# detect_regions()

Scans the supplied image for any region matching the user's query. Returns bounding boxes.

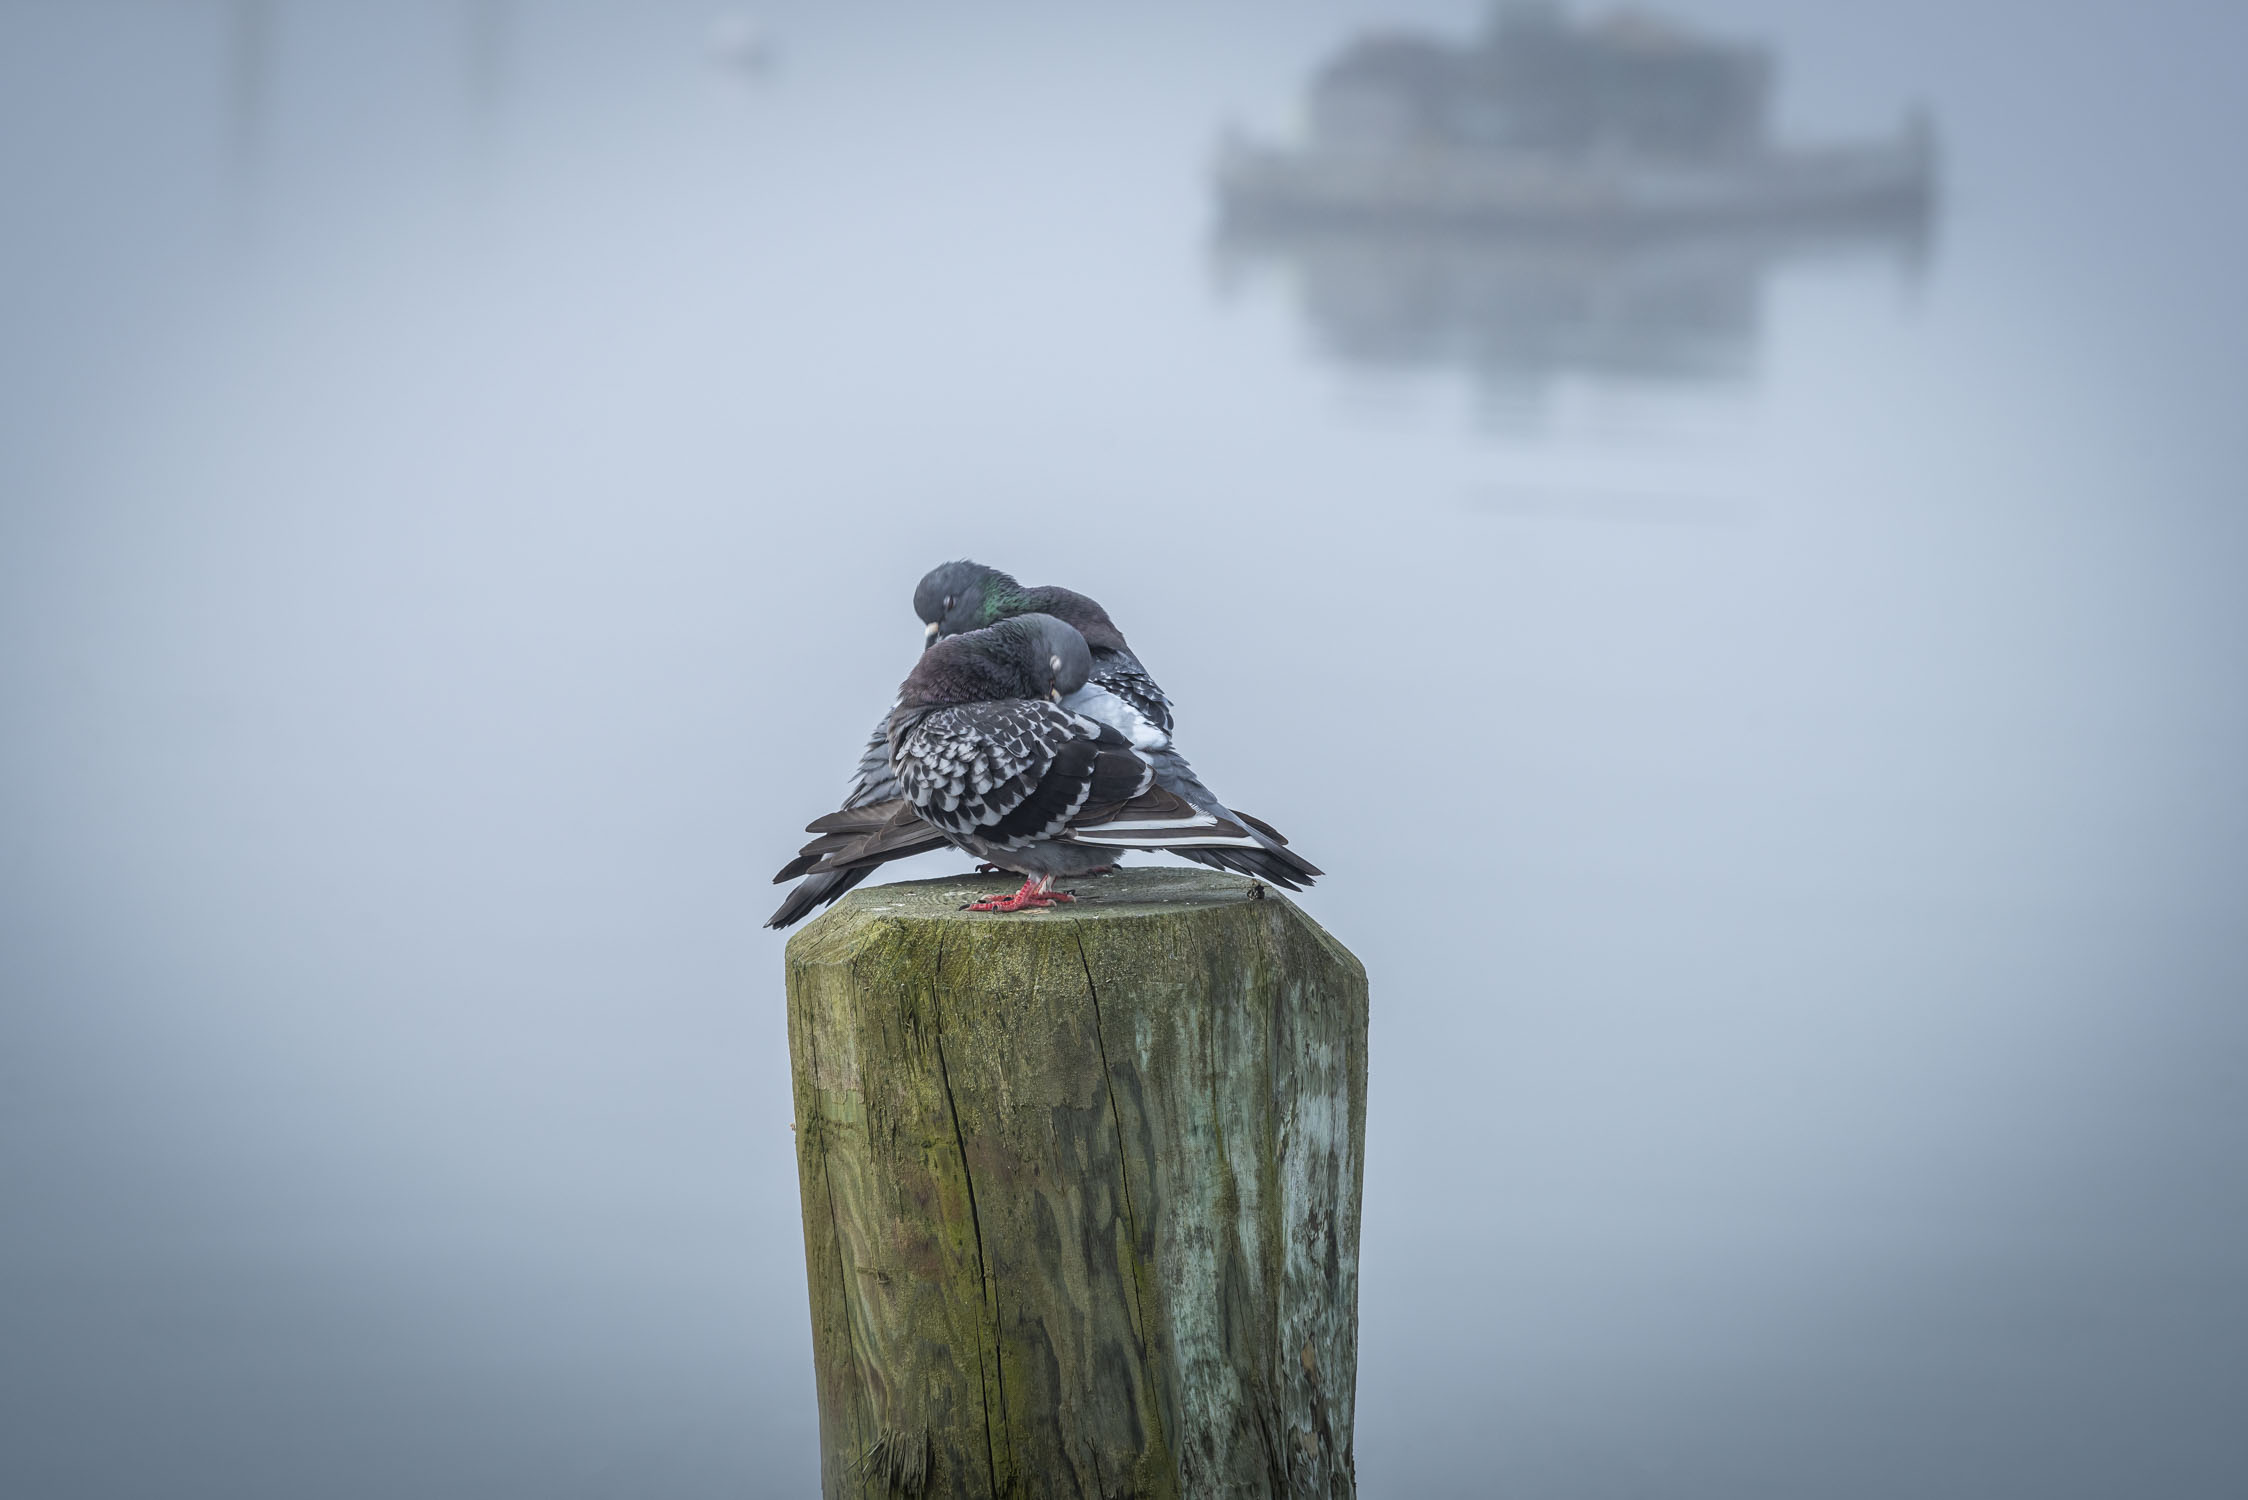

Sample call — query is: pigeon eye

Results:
[943,595,954,611]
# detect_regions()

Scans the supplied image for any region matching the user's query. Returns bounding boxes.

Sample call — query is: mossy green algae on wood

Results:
[785,868,1368,1499]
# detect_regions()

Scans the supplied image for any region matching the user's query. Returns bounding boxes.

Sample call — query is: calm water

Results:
[4,3,2244,1496]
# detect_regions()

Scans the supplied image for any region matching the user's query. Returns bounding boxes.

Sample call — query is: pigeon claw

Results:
[964,875,1074,914]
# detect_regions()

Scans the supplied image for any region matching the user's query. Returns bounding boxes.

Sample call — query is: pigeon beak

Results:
[1049,688,1061,702]
[923,621,940,650]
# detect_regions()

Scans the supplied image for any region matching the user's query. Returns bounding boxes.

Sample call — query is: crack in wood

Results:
[930,924,1008,1499]
[803,978,870,1498]
[1074,933,1152,1353]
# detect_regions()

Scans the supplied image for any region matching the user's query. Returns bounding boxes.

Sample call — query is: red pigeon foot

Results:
[964,876,1076,913]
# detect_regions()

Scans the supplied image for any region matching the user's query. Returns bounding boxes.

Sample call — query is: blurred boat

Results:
[1217,3,1935,235]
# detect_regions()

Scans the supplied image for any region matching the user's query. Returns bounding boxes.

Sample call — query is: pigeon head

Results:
[898,613,1092,709]
[1001,614,1094,699]
[914,560,1021,649]
[914,559,1129,655]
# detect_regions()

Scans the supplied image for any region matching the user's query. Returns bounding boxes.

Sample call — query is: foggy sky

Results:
[3,3,2244,1496]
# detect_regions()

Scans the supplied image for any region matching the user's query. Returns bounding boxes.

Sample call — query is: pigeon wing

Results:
[983,722,1152,846]
[894,701,1102,841]
[1093,653,1174,738]
[840,701,904,807]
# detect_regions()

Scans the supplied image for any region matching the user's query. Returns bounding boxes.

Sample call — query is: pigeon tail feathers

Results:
[765,864,878,929]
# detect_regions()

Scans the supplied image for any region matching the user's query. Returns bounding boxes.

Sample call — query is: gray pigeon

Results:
[802,615,1288,913]
[914,560,1174,737]
[914,561,1316,885]
[765,563,1317,927]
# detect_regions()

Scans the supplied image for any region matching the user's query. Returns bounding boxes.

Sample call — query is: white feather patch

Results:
[1066,832,1265,848]
[1070,812,1222,834]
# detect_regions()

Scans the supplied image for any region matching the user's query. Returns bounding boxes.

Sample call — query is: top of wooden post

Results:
[794,865,1268,926]
[784,867,1359,980]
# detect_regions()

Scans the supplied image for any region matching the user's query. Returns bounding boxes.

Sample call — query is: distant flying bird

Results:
[765,562,1317,927]
[801,614,1293,914]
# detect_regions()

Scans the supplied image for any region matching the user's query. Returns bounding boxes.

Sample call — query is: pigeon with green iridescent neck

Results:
[914,560,1174,737]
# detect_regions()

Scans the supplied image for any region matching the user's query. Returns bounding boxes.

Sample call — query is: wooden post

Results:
[785,868,1368,1499]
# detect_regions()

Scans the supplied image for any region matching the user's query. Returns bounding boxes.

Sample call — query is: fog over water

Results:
[3,3,2244,1496]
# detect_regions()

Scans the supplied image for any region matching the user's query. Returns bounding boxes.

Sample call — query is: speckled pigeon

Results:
[808,615,1293,913]
[912,561,1315,879]
[765,563,1318,927]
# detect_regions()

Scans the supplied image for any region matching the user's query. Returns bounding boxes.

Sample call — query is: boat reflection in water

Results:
[1214,214,1931,395]
[1214,3,1936,395]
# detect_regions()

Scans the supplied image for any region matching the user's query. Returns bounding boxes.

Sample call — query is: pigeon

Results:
[807,614,1292,913]
[914,560,1174,740]
[912,561,1319,890]
[764,562,1318,928]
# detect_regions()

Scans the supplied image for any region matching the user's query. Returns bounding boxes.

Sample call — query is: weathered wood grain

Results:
[785,868,1368,1499]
